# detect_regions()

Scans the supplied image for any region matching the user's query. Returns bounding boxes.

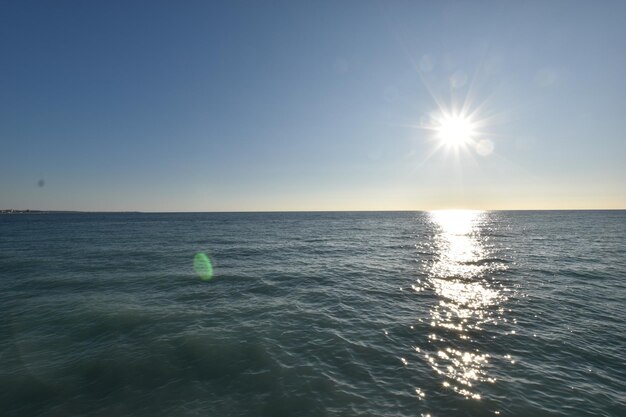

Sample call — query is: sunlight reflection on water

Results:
[415,210,509,400]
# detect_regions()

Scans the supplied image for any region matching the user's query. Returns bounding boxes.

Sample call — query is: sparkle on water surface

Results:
[413,210,509,402]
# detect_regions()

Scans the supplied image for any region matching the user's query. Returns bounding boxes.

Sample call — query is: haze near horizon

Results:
[1,1,625,211]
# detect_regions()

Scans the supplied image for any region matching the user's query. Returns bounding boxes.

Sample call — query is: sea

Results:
[1,210,625,417]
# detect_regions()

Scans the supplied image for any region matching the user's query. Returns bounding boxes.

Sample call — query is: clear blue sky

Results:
[1,1,624,211]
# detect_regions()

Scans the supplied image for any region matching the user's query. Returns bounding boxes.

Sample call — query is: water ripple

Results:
[1,211,624,416]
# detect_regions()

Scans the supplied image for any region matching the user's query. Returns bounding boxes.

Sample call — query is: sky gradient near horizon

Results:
[1,1,625,211]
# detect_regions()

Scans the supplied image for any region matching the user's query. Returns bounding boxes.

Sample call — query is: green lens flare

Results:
[193,252,214,281]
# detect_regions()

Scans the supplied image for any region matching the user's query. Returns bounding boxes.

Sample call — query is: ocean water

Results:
[1,210,625,417]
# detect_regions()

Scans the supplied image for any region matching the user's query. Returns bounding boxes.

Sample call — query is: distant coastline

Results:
[0,209,141,215]
[1,209,49,214]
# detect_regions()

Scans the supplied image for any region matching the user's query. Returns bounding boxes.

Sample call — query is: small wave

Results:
[462,258,510,266]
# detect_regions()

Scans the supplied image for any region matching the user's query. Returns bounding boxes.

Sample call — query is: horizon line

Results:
[2,208,625,214]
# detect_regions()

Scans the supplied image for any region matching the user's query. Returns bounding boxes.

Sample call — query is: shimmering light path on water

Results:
[413,211,508,401]
[1,211,625,416]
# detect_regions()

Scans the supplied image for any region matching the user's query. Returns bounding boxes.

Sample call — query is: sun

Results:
[435,114,475,148]
[417,97,495,158]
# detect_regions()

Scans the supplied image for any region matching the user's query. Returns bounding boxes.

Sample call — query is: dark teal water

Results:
[1,211,625,417]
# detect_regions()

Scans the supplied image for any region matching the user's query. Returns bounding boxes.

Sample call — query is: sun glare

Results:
[414,74,497,158]
[436,114,475,148]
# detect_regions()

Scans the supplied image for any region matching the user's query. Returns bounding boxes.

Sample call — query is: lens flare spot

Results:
[193,252,214,281]
[476,139,494,156]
